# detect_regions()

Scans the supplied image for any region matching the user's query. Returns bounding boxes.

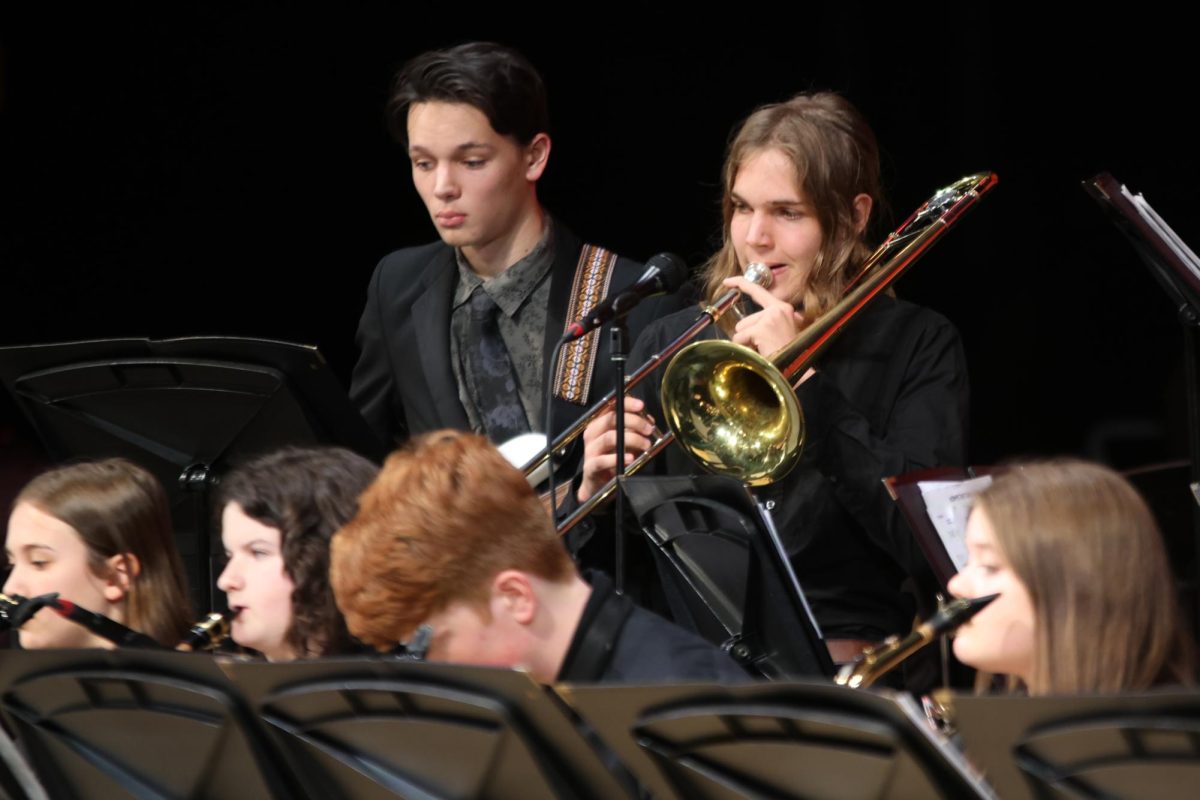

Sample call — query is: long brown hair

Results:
[701,92,882,332]
[15,459,193,646]
[978,459,1194,694]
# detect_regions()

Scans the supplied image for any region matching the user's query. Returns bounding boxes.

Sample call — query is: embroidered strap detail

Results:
[554,244,618,405]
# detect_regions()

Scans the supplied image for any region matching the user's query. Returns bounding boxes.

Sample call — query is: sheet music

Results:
[1122,183,1200,281]
[917,476,994,571]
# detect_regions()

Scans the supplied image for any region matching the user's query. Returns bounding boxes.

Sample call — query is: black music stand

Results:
[0,649,303,799]
[560,681,994,800]
[950,689,1200,800]
[1086,172,1200,634]
[621,474,834,680]
[0,337,386,611]
[228,658,633,800]
[883,466,997,592]
[883,466,998,692]
[0,730,44,800]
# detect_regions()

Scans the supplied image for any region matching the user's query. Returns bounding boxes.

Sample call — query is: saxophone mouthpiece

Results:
[176,612,232,652]
[0,592,61,629]
[928,593,999,638]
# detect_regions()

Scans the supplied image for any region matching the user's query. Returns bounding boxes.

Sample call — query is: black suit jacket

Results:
[350,223,688,461]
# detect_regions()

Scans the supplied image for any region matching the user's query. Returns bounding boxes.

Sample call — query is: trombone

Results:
[516,262,774,486]
[556,171,998,534]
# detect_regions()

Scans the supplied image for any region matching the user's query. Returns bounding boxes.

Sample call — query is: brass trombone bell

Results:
[660,338,803,485]
[657,171,998,492]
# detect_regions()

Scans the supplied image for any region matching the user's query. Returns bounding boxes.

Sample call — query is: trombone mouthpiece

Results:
[743,262,773,289]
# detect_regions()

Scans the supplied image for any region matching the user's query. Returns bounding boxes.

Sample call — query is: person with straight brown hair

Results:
[4,458,193,649]
[578,92,969,659]
[949,459,1195,694]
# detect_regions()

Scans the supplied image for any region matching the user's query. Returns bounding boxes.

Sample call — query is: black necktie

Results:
[466,287,530,441]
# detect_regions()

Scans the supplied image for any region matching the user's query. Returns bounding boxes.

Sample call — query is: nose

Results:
[216,558,240,594]
[947,570,967,600]
[743,211,772,251]
[433,164,460,201]
[3,564,23,597]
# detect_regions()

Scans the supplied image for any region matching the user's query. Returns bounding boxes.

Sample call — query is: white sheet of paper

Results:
[1124,184,1200,280]
[917,475,994,572]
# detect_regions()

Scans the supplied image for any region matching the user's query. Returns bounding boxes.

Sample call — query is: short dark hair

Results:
[386,41,549,146]
[218,447,378,657]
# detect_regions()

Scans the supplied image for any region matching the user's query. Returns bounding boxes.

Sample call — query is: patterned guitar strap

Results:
[552,244,619,406]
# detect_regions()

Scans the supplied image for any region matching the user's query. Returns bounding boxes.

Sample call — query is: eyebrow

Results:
[7,544,55,558]
[408,142,496,156]
[236,539,277,550]
[730,192,806,208]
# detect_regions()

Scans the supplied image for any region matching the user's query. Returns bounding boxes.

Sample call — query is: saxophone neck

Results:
[176,612,232,652]
[835,594,998,689]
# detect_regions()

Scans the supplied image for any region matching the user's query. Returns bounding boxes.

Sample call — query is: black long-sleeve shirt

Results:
[597,294,969,640]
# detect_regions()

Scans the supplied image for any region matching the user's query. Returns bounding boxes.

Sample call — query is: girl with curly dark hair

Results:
[216,447,377,660]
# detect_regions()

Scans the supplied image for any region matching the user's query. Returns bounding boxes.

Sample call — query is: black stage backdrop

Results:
[1,7,1196,487]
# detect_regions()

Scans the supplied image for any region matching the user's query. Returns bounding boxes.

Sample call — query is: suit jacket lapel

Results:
[413,247,471,431]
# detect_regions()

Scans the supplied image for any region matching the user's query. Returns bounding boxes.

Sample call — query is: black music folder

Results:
[561,681,994,799]
[0,649,300,799]
[228,657,632,800]
[949,689,1200,800]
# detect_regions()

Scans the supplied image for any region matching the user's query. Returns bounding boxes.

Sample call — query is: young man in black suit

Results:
[351,42,684,469]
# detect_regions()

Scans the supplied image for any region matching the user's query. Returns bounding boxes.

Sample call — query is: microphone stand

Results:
[610,320,630,595]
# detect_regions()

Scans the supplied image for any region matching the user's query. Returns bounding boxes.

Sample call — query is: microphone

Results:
[562,253,688,342]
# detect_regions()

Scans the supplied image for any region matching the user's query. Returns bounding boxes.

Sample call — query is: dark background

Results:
[1,7,1196,481]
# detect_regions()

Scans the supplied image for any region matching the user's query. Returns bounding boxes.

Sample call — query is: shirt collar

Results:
[452,217,556,318]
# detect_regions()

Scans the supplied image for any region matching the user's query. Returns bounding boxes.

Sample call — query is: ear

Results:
[852,193,873,235]
[524,133,551,182]
[491,569,538,626]
[102,552,141,603]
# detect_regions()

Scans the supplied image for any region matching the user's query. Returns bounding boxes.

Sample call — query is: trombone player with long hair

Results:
[577,92,970,664]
